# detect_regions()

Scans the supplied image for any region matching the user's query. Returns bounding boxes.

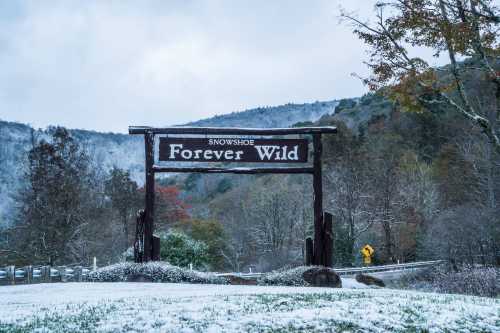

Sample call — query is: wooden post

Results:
[144,131,155,262]
[305,237,314,266]
[323,212,333,267]
[134,210,145,263]
[312,133,323,266]
[152,235,161,261]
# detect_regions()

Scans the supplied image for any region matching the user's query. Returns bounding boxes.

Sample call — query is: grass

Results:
[0,284,499,332]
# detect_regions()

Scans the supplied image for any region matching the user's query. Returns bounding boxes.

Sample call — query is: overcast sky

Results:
[0,0,382,133]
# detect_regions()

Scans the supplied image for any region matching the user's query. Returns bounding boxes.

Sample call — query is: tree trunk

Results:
[382,221,393,263]
[123,214,129,252]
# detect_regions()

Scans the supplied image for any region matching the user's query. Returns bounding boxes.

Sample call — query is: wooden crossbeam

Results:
[152,166,314,174]
[129,126,336,136]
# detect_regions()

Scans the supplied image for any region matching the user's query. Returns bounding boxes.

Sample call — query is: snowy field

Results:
[0,282,499,332]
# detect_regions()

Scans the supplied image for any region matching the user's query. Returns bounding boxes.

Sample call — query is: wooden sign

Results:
[130,126,337,264]
[159,137,308,163]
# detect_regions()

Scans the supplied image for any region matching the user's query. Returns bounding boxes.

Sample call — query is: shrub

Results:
[257,266,314,286]
[86,261,226,284]
[403,264,499,297]
[160,230,209,269]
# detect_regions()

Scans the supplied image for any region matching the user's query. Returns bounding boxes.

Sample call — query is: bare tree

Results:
[324,124,374,264]
[243,179,308,270]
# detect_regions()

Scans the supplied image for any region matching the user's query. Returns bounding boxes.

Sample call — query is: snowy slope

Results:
[0,100,340,225]
[186,100,338,128]
[0,282,498,332]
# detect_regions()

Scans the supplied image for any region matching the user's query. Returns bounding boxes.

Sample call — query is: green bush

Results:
[160,230,209,269]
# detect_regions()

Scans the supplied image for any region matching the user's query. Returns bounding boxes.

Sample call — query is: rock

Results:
[355,273,385,287]
[225,275,258,285]
[126,273,153,282]
[302,267,341,288]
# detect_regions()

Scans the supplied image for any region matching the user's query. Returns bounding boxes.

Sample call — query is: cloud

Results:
[0,0,375,133]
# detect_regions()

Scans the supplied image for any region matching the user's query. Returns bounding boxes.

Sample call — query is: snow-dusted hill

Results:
[0,99,340,225]
[187,100,339,128]
[0,282,498,332]
[0,121,145,226]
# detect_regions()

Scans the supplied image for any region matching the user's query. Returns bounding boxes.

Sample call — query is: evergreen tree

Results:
[12,127,93,265]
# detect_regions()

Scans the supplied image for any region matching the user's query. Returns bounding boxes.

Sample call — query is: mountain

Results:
[186,100,339,128]
[0,99,341,225]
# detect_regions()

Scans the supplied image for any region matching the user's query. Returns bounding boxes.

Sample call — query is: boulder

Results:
[355,273,385,287]
[225,275,258,285]
[302,267,341,288]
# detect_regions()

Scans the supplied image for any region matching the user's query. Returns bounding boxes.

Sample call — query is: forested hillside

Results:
[0,64,500,271]
[181,88,499,271]
[0,99,338,228]
[0,121,144,227]
[0,72,500,270]
[187,100,339,128]
[1,61,498,271]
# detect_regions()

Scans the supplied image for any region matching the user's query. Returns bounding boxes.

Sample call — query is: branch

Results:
[447,0,500,23]
[340,12,385,36]
[342,9,417,71]
[439,1,477,113]
[436,88,500,151]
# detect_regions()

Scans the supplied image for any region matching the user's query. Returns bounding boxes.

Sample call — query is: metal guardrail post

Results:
[9,266,15,285]
[27,266,32,284]
[59,266,67,282]
[43,266,50,283]
[74,266,82,282]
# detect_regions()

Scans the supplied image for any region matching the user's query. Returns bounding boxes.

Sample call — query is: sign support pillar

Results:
[312,133,324,266]
[144,131,155,262]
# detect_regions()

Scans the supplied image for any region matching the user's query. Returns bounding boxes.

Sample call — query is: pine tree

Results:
[11,127,92,265]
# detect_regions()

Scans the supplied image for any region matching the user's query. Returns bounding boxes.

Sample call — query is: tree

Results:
[209,178,256,272]
[105,167,140,252]
[188,219,227,270]
[153,185,189,230]
[10,127,94,265]
[342,0,500,152]
[243,178,311,270]
[433,143,480,207]
[324,122,373,265]
[422,204,499,265]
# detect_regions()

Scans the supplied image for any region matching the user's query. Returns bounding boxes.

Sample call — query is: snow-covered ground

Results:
[0,282,499,332]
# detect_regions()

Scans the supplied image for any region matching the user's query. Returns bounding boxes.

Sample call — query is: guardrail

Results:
[334,260,444,276]
[216,260,445,279]
[0,265,93,285]
[1,260,445,286]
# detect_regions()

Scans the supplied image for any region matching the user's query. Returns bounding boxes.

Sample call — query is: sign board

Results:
[361,244,374,256]
[361,244,374,265]
[159,137,308,163]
